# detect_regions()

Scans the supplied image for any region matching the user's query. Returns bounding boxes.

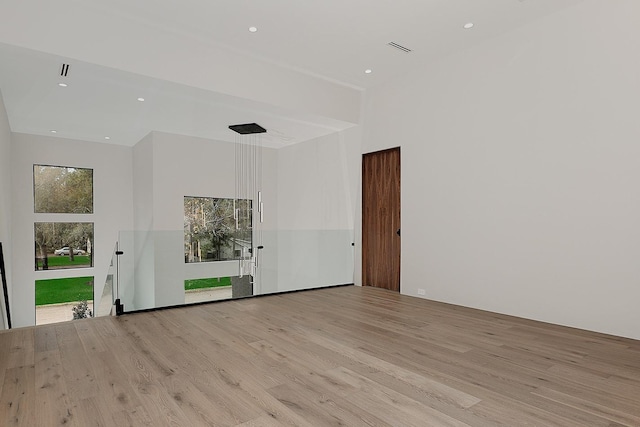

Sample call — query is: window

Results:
[184,276,233,304]
[33,163,95,325]
[184,277,232,291]
[184,196,252,262]
[34,222,94,270]
[34,164,93,213]
[35,276,94,324]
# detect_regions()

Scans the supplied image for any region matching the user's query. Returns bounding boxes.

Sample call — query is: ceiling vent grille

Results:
[388,42,412,53]
[60,63,70,77]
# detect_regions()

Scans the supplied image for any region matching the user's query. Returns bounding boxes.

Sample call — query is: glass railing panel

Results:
[116,230,149,312]
[95,242,118,317]
[114,228,355,313]
[258,229,354,295]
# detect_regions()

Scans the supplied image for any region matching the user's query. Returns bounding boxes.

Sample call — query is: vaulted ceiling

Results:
[0,0,584,146]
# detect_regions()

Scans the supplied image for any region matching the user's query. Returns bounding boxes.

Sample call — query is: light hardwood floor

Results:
[1,285,639,426]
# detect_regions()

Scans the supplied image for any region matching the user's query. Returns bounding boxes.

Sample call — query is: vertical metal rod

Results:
[0,242,12,329]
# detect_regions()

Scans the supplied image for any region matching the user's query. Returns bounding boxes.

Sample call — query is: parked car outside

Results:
[54,247,86,256]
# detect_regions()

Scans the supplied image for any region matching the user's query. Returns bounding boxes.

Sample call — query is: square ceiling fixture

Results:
[228,123,266,135]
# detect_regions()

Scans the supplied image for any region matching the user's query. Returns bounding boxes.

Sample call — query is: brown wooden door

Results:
[362,147,400,292]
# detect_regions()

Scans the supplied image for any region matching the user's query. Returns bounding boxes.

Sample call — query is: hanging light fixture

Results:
[229,123,266,288]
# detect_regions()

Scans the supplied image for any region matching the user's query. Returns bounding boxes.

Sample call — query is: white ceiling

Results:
[86,0,583,89]
[0,0,585,146]
[0,42,352,147]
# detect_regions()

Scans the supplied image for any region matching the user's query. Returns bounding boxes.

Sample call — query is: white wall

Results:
[276,129,360,292]
[127,129,361,304]
[363,0,640,340]
[129,131,279,307]
[277,129,360,231]
[129,133,155,310]
[0,91,11,328]
[10,133,133,327]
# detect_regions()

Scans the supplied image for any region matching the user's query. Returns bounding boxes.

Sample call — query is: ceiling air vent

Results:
[388,42,412,53]
[60,63,70,77]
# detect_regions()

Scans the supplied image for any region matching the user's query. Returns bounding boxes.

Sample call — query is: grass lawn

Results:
[184,277,232,291]
[36,276,94,305]
[37,255,92,269]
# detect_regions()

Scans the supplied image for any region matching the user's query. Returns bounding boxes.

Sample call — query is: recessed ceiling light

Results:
[249,26,258,33]
[464,22,474,29]
[58,83,68,87]
[365,69,372,74]
[50,130,57,133]
[104,136,111,140]
[137,97,145,102]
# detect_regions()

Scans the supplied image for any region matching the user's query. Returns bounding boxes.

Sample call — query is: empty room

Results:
[0,0,639,425]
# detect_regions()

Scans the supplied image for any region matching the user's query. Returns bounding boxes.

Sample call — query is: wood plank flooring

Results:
[1,285,639,426]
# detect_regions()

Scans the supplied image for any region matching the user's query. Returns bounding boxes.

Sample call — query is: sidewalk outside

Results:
[35,286,232,325]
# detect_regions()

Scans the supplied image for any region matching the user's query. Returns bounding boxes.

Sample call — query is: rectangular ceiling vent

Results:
[388,42,412,53]
[60,63,70,77]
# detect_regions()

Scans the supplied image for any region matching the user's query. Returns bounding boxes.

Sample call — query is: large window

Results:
[184,196,252,262]
[35,276,94,324]
[34,222,94,270]
[34,164,93,213]
[33,163,95,325]
[35,276,94,306]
